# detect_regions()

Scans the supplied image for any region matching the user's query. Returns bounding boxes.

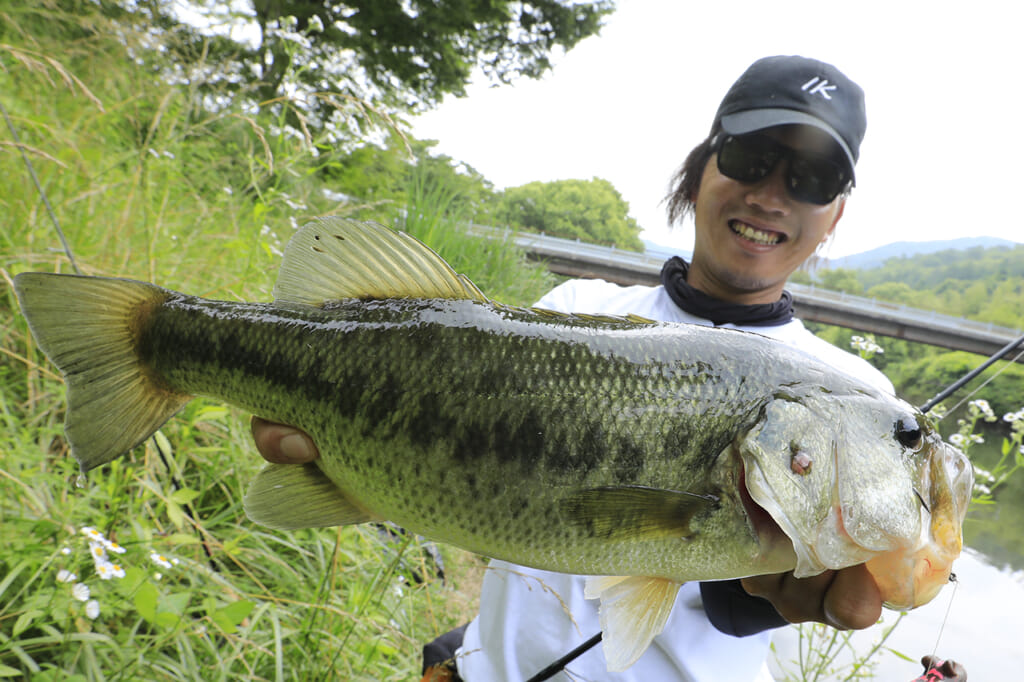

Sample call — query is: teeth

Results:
[731,221,782,245]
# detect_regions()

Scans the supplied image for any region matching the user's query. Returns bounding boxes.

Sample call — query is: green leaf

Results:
[0,664,24,678]
[170,488,200,505]
[211,600,255,634]
[134,582,158,623]
[12,609,43,637]
[221,600,255,624]
[166,499,185,529]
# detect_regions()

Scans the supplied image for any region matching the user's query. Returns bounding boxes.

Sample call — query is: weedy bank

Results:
[0,12,553,680]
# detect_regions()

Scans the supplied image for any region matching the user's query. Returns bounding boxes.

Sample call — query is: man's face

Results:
[689,125,847,304]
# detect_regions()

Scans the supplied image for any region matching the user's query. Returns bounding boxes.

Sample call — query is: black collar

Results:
[660,256,794,327]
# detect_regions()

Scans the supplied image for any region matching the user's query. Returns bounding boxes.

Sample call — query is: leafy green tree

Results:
[129,0,612,127]
[817,267,863,295]
[323,135,498,221]
[495,177,644,251]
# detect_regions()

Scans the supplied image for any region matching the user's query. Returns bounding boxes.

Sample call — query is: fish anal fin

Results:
[243,463,379,530]
[564,485,716,541]
[584,575,682,671]
[273,218,488,306]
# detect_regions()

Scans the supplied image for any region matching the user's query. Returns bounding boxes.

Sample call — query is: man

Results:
[252,56,899,680]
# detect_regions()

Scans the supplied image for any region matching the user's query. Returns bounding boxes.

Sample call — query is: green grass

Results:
[0,6,551,679]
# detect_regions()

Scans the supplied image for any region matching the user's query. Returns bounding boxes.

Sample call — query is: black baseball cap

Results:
[713,56,866,181]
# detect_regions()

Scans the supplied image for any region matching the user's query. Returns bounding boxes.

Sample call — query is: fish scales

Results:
[134,290,785,577]
[13,218,974,671]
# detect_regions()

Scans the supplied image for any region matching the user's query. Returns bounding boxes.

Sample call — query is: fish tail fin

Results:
[14,272,190,472]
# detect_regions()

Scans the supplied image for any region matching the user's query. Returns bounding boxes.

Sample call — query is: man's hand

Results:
[250,417,320,464]
[740,563,882,630]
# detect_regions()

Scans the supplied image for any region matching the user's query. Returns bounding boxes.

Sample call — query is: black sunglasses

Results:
[713,133,851,205]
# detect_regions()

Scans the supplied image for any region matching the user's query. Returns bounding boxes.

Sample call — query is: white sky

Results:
[412,1,1024,258]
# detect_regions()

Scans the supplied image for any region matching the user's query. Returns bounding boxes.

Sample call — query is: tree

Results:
[137,0,612,127]
[817,267,863,295]
[495,177,644,251]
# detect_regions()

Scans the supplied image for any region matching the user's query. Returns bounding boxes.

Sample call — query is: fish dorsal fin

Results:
[528,307,655,325]
[274,218,488,305]
[584,576,682,671]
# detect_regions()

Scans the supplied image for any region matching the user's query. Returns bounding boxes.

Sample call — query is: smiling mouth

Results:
[730,220,785,246]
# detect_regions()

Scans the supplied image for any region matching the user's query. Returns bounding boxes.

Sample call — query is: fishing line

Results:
[5,96,218,572]
[931,572,959,657]
[1,98,81,274]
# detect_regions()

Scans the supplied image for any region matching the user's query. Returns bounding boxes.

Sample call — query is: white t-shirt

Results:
[456,279,895,682]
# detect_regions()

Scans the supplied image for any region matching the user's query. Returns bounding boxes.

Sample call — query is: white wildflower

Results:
[72,583,90,602]
[104,540,126,555]
[95,561,125,580]
[150,552,175,570]
[81,526,104,542]
[973,464,996,482]
[307,14,324,33]
[85,600,100,620]
[89,541,107,563]
[57,569,77,583]
[968,399,996,421]
[223,186,234,195]
[60,547,72,556]
[949,433,966,447]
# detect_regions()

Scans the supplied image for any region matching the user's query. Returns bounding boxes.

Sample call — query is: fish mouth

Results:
[864,441,974,609]
[729,220,787,246]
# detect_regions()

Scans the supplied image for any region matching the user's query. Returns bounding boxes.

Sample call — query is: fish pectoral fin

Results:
[243,463,377,530]
[273,218,488,305]
[584,575,682,671]
[564,485,716,541]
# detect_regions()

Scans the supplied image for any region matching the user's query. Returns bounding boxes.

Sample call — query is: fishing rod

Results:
[919,330,1024,414]
[523,334,1023,680]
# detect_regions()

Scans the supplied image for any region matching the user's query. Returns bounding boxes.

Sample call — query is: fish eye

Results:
[895,415,923,451]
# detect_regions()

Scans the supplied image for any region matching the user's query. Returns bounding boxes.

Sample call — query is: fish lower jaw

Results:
[863,540,959,610]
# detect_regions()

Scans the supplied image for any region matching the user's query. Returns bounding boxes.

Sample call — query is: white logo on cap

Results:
[801,77,836,100]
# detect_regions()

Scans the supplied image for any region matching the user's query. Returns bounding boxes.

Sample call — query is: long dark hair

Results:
[664,125,719,226]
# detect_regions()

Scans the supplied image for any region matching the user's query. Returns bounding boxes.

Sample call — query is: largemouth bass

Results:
[14,219,973,671]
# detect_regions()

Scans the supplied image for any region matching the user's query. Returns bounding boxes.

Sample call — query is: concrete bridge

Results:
[472,226,1024,360]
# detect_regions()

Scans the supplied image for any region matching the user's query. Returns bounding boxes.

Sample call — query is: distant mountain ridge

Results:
[825,236,1020,270]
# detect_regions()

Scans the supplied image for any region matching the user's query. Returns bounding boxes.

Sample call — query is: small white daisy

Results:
[57,569,77,583]
[85,600,100,620]
[72,583,90,602]
[81,526,104,542]
[150,552,174,570]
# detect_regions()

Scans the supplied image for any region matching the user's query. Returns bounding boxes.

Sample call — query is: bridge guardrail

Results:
[467,223,1024,354]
